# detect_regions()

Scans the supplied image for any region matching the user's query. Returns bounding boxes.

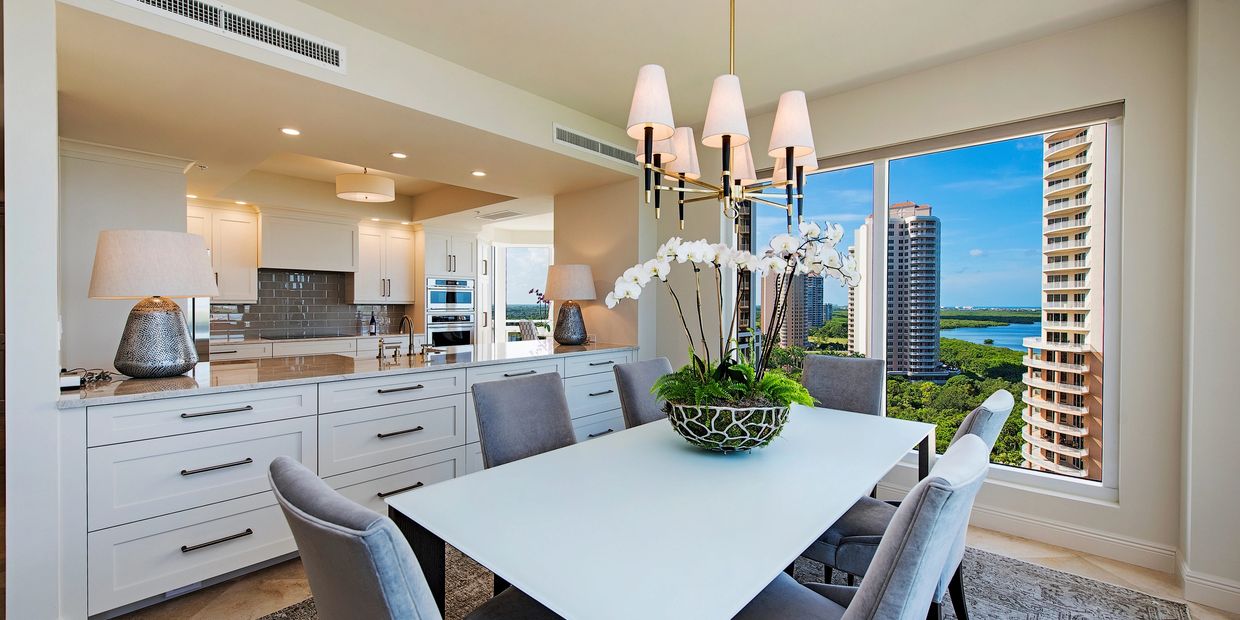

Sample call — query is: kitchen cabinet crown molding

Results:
[59,139,195,174]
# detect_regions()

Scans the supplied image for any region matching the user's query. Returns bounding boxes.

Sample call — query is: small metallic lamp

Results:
[88,230,219,378]
[543,264,597,346]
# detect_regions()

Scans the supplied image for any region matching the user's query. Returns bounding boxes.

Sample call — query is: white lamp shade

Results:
[336,171,396,202]
[768,90,815,158]
[665,127,701,179]
[732,142,758,185]
[544,264,597,301]
[772,151,820,182]
[701,74,750,148]
[635,135,678,165]
[89,229,219,299]
[626,64,676,141]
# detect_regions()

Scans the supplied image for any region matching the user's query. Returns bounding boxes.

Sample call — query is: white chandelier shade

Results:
[768,90,816,158]
[635,135,678,165]
[731,142,758,185]
[336,169,395,203]
[626,64,676,141]
[701,74,751,148]
[771,151,820,182]
[665,127,701,179]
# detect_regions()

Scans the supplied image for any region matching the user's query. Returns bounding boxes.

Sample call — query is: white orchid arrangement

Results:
[606,220,860,403]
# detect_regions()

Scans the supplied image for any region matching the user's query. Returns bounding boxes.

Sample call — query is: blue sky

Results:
[755,135,1043,307]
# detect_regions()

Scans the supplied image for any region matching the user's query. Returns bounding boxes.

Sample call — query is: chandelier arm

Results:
[747,196,792,209]
[656,185,718,195]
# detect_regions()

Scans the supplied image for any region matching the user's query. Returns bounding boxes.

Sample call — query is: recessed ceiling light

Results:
[280,127,301,136]
[471,170,487,177]
[235,201,248,205]
[370,217,381,222]
[400,221,411,225]
[186,194,198,199]
[389,152,408,159]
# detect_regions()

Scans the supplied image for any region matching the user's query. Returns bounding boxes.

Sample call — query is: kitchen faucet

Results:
[398,315,415,356]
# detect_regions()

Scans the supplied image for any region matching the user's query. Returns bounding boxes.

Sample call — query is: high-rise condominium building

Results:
[1021,125,1106,481]
[805,276,825,332]
[760,273,823,348]
[847,218,871,356]
[885,202,942,377]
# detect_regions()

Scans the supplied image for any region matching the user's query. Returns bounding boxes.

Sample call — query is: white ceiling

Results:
[254,153,444,197]
[299,0,1166,127]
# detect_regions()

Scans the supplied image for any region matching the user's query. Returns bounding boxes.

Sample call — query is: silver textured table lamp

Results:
[88,230,219,378]
[544,264,596,346]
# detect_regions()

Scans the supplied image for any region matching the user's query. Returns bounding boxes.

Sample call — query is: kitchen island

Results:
[57,341,637,617]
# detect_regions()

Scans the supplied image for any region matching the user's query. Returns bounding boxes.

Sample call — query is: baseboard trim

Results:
[876,482,1178,573]
[1181,561,1240,614]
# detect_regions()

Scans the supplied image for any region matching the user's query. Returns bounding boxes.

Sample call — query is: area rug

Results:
[259,546,1190,620]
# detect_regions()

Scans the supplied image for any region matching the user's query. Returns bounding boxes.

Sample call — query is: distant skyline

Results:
[755,134,1043,307]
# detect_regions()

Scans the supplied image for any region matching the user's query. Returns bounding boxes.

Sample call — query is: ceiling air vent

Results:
[554,125,637,168]
[476,210,525,222]
[119,0,345,71]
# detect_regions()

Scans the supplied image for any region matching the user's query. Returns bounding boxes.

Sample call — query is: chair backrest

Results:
[801,355,886,416]
[614,357,674,428]
[842,435,990,620]
[471,372,576,468]
[950,389,1016,450]
[268,456,441,620]
[518,320,538,341]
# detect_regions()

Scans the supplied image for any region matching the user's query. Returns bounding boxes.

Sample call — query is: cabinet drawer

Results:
[209,342,273,360]
[464,442,484,475]
[271,339,356,357]
[87,492,294,615]
[572,410,625,442]
[466,359,564,391]
[87,385,317,447]
[87,417,316,530]
[318,394,466,477]
[563,350,634,377]
[564,373,622,420]
[356,335,410,354]
[318,368,466,414]
[327,447,463,515]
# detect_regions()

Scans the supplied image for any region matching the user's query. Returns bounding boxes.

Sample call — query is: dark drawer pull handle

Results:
[588,389,615,397]
[213,350,239,354]
[588,360,616,366]
[181,528,253,553]
[377,384,425,394]
[181,457,254,476]
[181,405,254,419]
[377,481,424,498]
[377,426,425,439]
[503,370,537,377]
[588,428,615,438]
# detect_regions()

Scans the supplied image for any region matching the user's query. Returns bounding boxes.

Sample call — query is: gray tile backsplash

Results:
[211,269,410,340]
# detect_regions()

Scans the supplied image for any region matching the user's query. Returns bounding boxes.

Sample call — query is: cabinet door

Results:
[450,234,477,277]
[186,206,212,266]
[212,211,259,303]
[423,231,452,276]
[385,228,417,303]
[354,226,385,303]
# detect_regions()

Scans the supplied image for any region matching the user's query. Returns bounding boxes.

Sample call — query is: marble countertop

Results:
[210,332,417,345]
[57,341,636,409]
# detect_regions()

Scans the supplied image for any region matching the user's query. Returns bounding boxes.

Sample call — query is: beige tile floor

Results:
[119,526,1239,620]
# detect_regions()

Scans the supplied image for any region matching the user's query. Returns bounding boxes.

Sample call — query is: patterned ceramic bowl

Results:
[666,403,790,452]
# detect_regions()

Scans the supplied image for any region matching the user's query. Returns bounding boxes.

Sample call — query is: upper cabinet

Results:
[187,206,258,303]
[423,230,476,277]
[260,210,358,274]
[349,225,417,304]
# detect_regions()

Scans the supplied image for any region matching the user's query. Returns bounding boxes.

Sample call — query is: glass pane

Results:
[754,164,874,376]
[504,246,552,341]
[881,126,1106,482]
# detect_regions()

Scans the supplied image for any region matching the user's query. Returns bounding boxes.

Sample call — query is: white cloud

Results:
[940,174,1040,193]
[969,249,985,257]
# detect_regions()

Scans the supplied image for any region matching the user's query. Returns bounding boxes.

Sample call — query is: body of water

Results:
[941,322,1041,351]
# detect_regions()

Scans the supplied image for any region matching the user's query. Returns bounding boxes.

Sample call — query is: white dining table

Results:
[386,404,935,620]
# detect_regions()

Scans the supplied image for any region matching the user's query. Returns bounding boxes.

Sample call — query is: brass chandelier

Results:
[625,0,818,232]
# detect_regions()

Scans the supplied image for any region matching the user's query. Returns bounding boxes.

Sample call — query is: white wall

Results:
[59,141,191,370]
[4,0,65,616]
[1181,0,1240,611]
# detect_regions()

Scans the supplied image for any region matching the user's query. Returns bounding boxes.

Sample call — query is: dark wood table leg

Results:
[494,573,511,596]
[919,435,931,480]
[390,507,446,615]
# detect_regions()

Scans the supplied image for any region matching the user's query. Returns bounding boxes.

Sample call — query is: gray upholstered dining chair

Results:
[471,372,577,468]
[799,389,1015,620]
[734,434,991,620]
[268,456,559,620]
[800,355,886,415]
[517,320,539,341]
[613,357,673,428]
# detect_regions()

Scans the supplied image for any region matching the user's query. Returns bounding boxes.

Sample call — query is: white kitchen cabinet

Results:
[260,212,358,274]
[187,206,258,303]
[422,230,476,277]
[350,225,417,304]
